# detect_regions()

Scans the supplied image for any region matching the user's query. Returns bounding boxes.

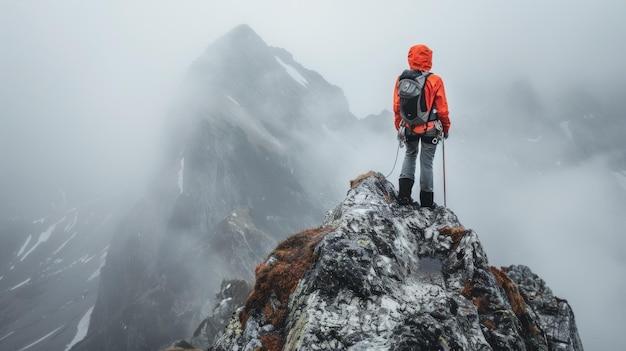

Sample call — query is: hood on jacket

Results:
[407,44,432,71]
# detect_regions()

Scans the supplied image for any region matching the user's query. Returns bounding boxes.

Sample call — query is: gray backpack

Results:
[398,70,437,128]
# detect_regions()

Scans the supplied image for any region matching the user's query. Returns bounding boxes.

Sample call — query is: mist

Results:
[2,0,625,349]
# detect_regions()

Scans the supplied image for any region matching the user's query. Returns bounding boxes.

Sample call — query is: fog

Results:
[1,0,625,349]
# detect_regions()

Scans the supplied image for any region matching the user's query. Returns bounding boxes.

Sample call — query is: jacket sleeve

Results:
[393,77,402,130]
[431,76,450,133]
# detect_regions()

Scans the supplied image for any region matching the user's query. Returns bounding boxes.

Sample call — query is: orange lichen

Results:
[483,319,497,330]
[461,267,540,341]
[240,226,334,351]
[349,171,378,188]
[489,266,526,317]
[489,266,540,337]
[256,332,284,351]
[473,295,490,313]
[439,226,467,249]
[461,279,472,298]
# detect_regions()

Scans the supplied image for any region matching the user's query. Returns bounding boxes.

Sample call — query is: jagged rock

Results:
[211,172,583,351]
[160,339,200,350]
[160,341,205,351]
[505,265,584,350]
[191,279,253,349]
[202,209,277,282]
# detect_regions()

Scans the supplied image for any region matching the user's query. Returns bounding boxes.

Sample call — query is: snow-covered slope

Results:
[0,197,119,351]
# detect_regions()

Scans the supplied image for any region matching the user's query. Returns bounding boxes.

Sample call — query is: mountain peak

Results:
[215,24,265,49]
[199,23,268,64]
[210,172,583,350]
[225,23,260,40]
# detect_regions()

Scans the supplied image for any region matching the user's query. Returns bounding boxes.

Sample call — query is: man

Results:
[393,44,450,208]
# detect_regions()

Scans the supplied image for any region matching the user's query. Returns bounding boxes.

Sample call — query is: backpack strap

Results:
[398,70,436,128]
[399,69,430,81]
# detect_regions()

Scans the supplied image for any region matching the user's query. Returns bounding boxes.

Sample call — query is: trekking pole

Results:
[441,135,447,208]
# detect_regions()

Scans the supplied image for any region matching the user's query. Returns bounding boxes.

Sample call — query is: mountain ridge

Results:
[69,23,357,351]
[208,171,583,351]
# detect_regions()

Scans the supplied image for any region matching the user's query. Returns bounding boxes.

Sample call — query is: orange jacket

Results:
[393,44,450,134]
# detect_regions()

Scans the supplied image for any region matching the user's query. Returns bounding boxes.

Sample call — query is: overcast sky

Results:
[2,0,625,195]
[1,0,625,348]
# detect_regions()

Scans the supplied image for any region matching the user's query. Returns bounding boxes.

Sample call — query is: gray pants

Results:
[399,133,438,192]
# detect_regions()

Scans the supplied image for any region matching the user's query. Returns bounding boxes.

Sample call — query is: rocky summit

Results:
[209,172,583,351]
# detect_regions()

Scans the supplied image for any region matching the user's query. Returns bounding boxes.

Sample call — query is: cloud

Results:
[442,135,626,348]
[1,0,625,348]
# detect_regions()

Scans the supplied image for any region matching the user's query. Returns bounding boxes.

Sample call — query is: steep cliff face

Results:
[211,172,583,351]
[73,25,356,351]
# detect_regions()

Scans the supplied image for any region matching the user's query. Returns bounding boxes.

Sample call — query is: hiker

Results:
[394,44,450,208]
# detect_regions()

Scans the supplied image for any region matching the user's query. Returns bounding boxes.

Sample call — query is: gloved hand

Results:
[397,126,406,141]
[397,126,406,148]
[443,132,449,139]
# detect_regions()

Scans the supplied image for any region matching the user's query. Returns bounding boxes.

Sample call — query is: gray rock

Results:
[191,279,252,349]
[211,172,584,351]
[506,265,584,351]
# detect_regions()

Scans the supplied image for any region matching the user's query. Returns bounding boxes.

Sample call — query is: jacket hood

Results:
[408,44,432,71]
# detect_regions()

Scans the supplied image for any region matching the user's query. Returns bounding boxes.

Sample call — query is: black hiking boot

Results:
[420,191,437,209]
[398,196,413,206]
[398,178,416,206]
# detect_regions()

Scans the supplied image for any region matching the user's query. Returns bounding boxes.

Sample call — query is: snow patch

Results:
[33,216,48,224]
[53,232,78,255]
[227,95,240,106]
[64,306,94,351]
[10,278,31,291]
[178,158,185,193]
[525,135,542,142]
[64,210,78,232]
[88,248,108,281]
[0,331,15,341]
[20,216,66,261]
[76,254,95,264]
[17,235,32,257]
[18,326,63,351]
[219,297,233,308]
[87,267,101,281]
[275,56,308,86]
